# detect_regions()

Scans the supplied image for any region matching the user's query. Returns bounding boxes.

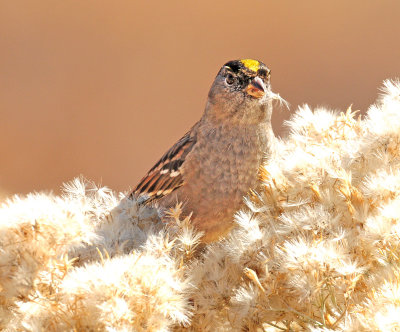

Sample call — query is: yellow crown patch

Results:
[240,59,260,72]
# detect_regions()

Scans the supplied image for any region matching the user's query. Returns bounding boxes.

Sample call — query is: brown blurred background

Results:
[1,1,399,195]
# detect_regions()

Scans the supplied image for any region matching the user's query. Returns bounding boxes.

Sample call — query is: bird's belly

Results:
[172,143,263,241]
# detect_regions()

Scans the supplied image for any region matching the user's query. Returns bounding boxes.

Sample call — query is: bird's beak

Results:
[245,77,265,99]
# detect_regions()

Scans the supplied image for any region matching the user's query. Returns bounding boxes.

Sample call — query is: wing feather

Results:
[132,130,196,204]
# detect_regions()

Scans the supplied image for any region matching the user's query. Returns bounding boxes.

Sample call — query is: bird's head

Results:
[205,59,272,124]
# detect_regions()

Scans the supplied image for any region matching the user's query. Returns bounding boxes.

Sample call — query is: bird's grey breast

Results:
[180,122,269,215]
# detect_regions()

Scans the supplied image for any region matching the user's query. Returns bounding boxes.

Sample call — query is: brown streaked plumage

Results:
[134,130,197,203]
[131,59,275,242]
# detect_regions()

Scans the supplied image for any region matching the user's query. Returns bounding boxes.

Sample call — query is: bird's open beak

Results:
[245,77,265,99]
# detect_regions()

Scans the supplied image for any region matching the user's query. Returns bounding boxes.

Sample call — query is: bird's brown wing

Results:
[132,130,197,204]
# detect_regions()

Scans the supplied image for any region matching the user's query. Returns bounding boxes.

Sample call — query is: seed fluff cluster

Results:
[0,79,400,331]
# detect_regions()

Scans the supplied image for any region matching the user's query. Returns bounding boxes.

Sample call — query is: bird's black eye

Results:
[225,73,235,85]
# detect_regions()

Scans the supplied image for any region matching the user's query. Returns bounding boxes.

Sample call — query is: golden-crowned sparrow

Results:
[131,59,275,242]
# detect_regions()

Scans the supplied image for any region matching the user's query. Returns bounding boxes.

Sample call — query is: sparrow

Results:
[131,59,275,242]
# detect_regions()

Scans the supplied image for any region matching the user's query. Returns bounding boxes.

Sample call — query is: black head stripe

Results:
[224,60,242,73]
